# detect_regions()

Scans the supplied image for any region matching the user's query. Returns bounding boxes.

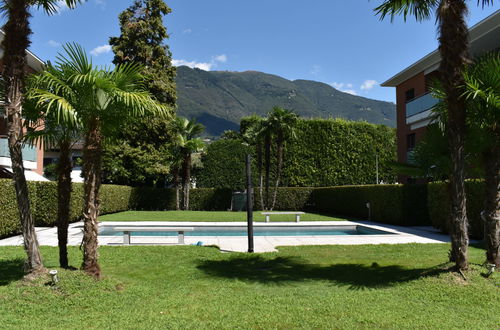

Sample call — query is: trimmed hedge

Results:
[313,184,430,226]
[0,179,135,238]
[428,180,485,239]
[254,187,315,211]
[239,117,397,187]
[197,139,253,190]
[0,179,487,239]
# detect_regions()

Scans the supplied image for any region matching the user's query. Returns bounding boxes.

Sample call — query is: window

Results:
[407,133,416,151]
[405,88,415,102]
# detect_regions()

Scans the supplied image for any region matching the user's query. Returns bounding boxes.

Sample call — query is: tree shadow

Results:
[197,255,447,289]
[0,258,25,286]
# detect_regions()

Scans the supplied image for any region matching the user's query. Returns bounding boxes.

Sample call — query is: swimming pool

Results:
[99,225,393,237]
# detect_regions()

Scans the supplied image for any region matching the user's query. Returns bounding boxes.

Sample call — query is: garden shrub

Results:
[239,117,397,187]
[189,188,233,211]
[0,180,22,238]
[428,180,485,239]
[197,139,253,190]
[313,184,430,226]
[254,187,315,211]
[130,187,176,210]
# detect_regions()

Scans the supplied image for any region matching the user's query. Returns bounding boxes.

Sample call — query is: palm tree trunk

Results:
[257,142,264,211]
[173,166,180,210]
[271,136,284,211]
[57,139,72,268]
[182,153,191,210]
[264,133,271,210]
[2,0,44,273]
[438,0,470,270]
[82,118,102,278]
[482,141,500,268]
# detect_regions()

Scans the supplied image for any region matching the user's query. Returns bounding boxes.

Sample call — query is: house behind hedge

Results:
[0,30,47,181]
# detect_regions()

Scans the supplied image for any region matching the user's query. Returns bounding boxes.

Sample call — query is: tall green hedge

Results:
[313,184,429,226]
[238,117,396,187]
[428,180,485,239]
[197,139,253,190]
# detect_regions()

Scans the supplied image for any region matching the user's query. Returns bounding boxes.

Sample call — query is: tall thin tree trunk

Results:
[271,137,284,211]
[82,118,102,278]
[182,153,191,210]
[264,133,271,210]
[57,139,72,268]
[438,0,470,270]
[2,0,43,273]
[257,142,264,211]
[482,141,500,268]
[173,166,180,210]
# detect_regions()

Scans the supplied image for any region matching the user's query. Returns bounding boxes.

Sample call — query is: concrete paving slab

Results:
[0,220,452,252]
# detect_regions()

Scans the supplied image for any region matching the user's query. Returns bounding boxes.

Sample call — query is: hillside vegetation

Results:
[176,66,396,136]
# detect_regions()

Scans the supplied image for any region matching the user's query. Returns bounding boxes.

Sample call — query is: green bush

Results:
[239,117,397,187]
[313,184,430,226]
[254,187,315,211]
[189,188,233,211]
[0,180,22,238]
[197,139,253,190]
[100,185,133,214]
[428,180,485,239]
[130,187,176,210]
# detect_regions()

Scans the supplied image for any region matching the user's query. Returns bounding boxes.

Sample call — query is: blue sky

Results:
[23,1,499,102]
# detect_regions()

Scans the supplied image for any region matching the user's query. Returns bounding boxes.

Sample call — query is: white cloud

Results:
[90,44,112,56]
[360,79,378,91]
[343,89,358,96]
[214,54,227,63]
[173,54,229,71]
[47,40,61,47]
[310,65,321,75]
[94,0,106,9]
[172,59,213,71]
[183,28,192,34]
[330,82,356,95]
[330,82,353,90]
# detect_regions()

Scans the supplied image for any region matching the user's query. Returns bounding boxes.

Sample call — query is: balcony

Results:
[405,92,439,129]
[406,92,439,117]
[0,137,38,163]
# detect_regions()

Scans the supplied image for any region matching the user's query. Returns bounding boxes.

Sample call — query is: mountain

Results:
[175,66,395,137]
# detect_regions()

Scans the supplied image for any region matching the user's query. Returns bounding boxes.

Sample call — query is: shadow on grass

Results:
[197,255,447,289]
[0,258,25,286]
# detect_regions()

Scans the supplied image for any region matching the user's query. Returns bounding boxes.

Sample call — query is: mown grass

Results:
[98,210,346,222]
[0,244,498,329]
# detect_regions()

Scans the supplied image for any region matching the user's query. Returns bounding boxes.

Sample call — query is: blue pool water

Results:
[99,225,392,237]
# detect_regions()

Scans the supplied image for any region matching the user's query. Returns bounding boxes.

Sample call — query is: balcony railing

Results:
[0,137,38,162]
[406,92,439,118]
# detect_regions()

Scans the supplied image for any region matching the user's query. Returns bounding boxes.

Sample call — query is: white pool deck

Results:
[0,221,451,253]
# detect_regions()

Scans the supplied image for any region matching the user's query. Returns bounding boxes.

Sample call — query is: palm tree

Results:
[242,116,266,209]
[374,0,494,271]
[29,44,169,278]
[267,107,297,210]
[23,93,82,269]
[171,117,204,210]
[462,53,500,268]
[0,0,82,274]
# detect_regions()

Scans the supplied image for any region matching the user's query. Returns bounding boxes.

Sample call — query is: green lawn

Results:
[99,210,347,222]
[1,244,498,329]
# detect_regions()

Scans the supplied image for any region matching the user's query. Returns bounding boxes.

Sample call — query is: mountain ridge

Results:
[175,66,395,137]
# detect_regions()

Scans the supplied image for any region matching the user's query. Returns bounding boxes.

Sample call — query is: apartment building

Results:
[381,10,500,182]
[0,30,47,181]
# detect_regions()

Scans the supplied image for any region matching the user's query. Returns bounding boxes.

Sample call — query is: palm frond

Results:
[28,0,83,15]
[374,0,438,22]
